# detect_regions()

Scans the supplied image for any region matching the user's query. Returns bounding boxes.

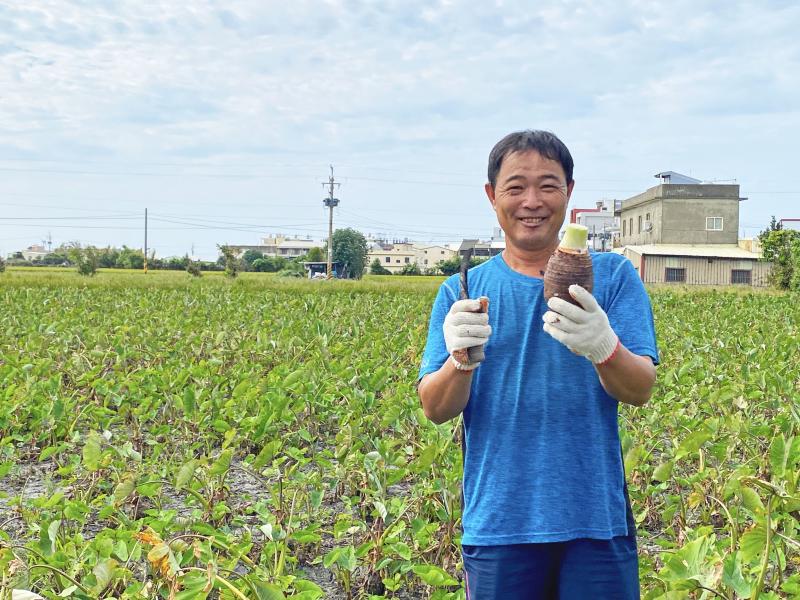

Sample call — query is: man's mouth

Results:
[519,216,546,225]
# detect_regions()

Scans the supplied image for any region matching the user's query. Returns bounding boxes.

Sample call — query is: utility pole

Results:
[144,208,148,274]
[322,165,340,278]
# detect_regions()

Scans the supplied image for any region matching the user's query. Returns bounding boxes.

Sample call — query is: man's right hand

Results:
[443,298,491,370]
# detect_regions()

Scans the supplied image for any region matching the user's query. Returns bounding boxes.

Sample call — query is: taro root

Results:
[544,224,593,306]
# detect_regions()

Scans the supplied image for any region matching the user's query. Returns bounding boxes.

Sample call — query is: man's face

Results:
[485,150,573,254]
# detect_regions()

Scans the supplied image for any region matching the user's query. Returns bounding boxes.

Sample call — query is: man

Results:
[417,130,659,599]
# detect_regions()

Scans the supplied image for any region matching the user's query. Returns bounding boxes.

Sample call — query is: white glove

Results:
[542,285,619,364]
[443,298,491,370]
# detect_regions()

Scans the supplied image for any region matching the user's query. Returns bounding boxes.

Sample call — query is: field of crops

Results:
[0,268,797,599]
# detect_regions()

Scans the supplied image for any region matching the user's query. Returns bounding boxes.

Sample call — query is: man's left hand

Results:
[542,285,620,364]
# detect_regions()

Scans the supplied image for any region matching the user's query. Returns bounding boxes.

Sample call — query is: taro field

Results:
[0,268,798,599]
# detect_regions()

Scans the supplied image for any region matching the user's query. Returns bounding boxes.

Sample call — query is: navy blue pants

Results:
[462,534,640,600]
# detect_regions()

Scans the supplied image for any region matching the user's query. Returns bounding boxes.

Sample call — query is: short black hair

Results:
[487,130,574,188]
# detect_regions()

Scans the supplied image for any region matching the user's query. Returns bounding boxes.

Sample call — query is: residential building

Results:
[459,228,506,259]
[617,174,743,246]
[366,240,458,273]
[572,200,619,251]
[227,235,325,258]
[615,171,769,286]
[21,244,50,261]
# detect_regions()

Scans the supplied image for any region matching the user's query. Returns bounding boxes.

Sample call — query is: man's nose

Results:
[520,187,544,208]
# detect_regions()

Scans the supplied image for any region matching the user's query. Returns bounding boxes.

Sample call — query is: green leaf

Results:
[91,558,118,594]
[414,444,437,472]
[175,459,198,490]
[208,449,233,477]
[652,461,674,482]
[675,429,712,460]
[83,432,102,472]
[769,435,787,478]
[739,487,764,514]
[182,387,196,418]
[252,440,281,469]
[740,524,767,564]
[252,581,286,600]
[113,475,137,504]
[412,564,459,587]
[722,552,751,598]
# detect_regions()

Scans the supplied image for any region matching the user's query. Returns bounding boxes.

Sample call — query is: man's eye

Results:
[507,186,524,193]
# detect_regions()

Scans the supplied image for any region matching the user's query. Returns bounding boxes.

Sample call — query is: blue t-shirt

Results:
[419,252,659,546]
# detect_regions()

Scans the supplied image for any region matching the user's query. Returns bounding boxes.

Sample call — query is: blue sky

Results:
[1,0,798,260]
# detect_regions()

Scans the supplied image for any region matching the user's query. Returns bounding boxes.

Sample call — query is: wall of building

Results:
[661,199,739,244]
[640,255,770,287]
[619,199,663,245]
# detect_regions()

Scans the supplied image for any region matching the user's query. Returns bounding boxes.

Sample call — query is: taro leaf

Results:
[92,558,118,594]
[652,461,674,483]
[739,487,764,515]
[182,387,196,419]
[389,541,412,560]
[38,519,60,557]
[113,475,137,504]
[209,449,233,477]
[175,459,198,490]
[0,461,12,479]
[83,432,102,472]
[769,435,787,479]
[782,574,800,595]
[414,445,437,472]
[722,552,751,599]
[252,440,281,470]
[174,571,211,600]
[675,428,713,460]
[412,564,459,587]
[252,581,286,600]
[659,535,712,583]
[739,524,767,564]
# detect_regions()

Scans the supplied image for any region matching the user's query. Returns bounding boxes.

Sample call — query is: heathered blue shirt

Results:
[419,252,659,545]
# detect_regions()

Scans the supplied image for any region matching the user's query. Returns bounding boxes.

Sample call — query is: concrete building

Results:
[459,228,506,259]
[614,172,769,286]
[228,235,325,259]
[367,241,458,273]
[617,244,770,287]
[617,175,743,246]
[572,200,619,251]
[21,244,50,261]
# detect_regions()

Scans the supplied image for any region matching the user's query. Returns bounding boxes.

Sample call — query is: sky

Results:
[1,0,798,260]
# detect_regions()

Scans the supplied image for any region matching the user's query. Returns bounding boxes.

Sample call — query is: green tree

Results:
[67,244,99,277]
[369,258,391,275]
[0,255,5,273]
[759,219,800,290]
[218,245,240,278]
[252,256,287,272]
[241,249,265,270]
[306,246,325,262]
[186,256,202,277]
[332,228,368,279]
[399,262,421,275]
[117,246,145,270]
[435,255,487,276]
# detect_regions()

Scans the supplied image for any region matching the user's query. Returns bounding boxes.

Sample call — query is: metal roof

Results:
[620,244,762,259]
[654,171,702,184]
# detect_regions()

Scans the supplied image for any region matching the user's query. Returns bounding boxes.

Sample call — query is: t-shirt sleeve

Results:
[418,281,458,381]
[604,258,660,365]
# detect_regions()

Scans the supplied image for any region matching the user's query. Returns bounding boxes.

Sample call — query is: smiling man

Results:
[417,130,659,599]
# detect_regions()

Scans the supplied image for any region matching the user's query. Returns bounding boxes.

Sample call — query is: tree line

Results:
[759,217,800,290]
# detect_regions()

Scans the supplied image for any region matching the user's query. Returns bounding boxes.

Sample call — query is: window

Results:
[424,259,428,265]
[646,212,650,222]
[404,257,410,264]
[441,250,445,254]
[638,216,642,233]
[622,220,626,236]
[665,267,686,283]
[385,257,390,263]
[731,269,752,284]
[629,218,633,236]
[706,217,723,231]
[396,259,400,263]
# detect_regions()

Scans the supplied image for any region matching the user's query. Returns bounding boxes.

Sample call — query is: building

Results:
[458,228,506,259]
[617,175,743,246]
[617,245,770,286]
[571,200,619,251]
[227,235,325,259]
[615,172,769,286]
[366,240,458,273]
[21,244,50,261]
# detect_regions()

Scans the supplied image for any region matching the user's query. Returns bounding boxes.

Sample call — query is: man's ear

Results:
[566,180,575,200]
[485,183,496,210]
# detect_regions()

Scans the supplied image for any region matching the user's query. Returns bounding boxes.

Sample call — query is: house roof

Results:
[618,244,762,259]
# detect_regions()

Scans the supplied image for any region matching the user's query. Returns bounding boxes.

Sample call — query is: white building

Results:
[367,240,458,273]
[21,244,50,261]
[228,235,326,259]
[572,201,619,251]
